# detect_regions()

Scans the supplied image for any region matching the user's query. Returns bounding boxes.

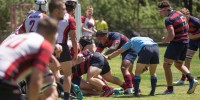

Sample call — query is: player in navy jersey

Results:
[96,30,137,94]
[158,1,198,94]
[174,8,200,85]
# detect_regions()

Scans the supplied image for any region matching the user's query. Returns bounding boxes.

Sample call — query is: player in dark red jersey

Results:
[95,30,137,94]
[173,8,200,85]
[158,1,198,94]
[0,18,58,100]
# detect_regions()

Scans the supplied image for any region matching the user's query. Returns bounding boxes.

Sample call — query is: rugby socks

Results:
[181,74,186,81]
[167,86,173,91]
[186,73,194,82]
[64,92,70,100]
[124,74,133,88]
[150,76,157,95]
[133,76,141,96]
[121,82,127,90]
[102,85,110,91]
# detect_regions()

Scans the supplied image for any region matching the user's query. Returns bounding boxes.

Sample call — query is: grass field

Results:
[61,46,200,100]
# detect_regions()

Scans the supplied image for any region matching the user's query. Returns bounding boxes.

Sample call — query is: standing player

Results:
[0,18,58,100]
[174,8,200,85]
[158,1,198,94]
[19,0,48,33]
[80,6,97,53]
[95,30,137,94]
[56,0,78,99]
[107,36,159,96]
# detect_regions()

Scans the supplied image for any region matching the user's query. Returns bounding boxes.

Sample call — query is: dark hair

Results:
[48,1,64,14]
[129,31,140,38]
[37,18,58,35]
[157,0,171,9]
[65,1,77,12]
[96,30,108,37]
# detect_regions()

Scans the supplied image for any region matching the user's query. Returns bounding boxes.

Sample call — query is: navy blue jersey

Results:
[188,16,200,35]
[165,10,189,43]
[96,32,129,52]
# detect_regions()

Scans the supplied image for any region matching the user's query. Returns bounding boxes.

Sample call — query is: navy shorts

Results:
[188,39,200,51]
[90,52,110,75]
[164,42,188,61]
[0,79,22,100]
[121,48,137,64]
[57,43,72,62]
[72,77,81,86]
[137,45,159,64]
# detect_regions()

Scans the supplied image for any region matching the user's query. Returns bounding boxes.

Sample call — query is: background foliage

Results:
[0,0,200,41]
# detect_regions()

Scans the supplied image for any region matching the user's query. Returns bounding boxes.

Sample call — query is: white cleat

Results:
[173,79,185,85]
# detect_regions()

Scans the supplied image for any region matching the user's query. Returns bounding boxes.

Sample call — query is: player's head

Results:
[180,8,190,21]
[65,0,77,15]
[36,18,58,45]
[157,0,172,17]
[49,0,66,20]
[129,31,140,38]
[35,0,48,13]
[85,6,93,18]
[96,30,109,44]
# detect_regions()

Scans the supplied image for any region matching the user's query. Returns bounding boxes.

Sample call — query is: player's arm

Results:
[189,33,200,40]
[28,67,43,100]
[162,19,175,43]
[69,30,78,61]
[107,40,131,59]
[103,42,120,55]
[82,25,95,34]
[107,48,126,60]
[161,26,175,43]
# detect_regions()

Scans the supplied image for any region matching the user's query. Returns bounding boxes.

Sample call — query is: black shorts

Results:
[90,52,110,75]
[188,39,200,51]
[0,79,22,100]
[72,77,81,86]
[57,43,72,62]
[122,48,137,64]
[164,42,188,61]
[79,36,94,48]
[137,45,159,64]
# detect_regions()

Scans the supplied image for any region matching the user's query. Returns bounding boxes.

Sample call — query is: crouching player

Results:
[107,37,159,96]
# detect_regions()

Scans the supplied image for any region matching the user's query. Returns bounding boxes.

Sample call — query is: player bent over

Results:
[107,37,159,96]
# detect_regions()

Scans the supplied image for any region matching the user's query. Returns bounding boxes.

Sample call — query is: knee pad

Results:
[186,55,193,60]
[164,61,172,65]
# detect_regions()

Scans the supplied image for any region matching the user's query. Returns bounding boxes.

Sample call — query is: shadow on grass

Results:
[156,83,189,87]
[113,94,153,98]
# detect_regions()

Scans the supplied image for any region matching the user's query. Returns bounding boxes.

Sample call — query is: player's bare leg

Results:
[87,66,113,97]
[174,49,196,85]
[121,60,133,94]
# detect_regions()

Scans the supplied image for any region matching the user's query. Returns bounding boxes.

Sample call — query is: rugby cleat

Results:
[187,79,198,94]
[173,79,185,85]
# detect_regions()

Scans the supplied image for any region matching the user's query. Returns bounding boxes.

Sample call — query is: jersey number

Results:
[29,20,35,32]
[6,38,27,49]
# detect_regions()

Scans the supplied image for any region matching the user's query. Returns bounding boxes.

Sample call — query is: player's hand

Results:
[54,44,62,58]
[77,54,85,64]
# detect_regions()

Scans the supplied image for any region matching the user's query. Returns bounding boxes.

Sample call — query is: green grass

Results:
[61,46,200,100]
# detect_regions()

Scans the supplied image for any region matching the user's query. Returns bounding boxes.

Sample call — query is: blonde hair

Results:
[180,8,190,15]
[86,6,93,11]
